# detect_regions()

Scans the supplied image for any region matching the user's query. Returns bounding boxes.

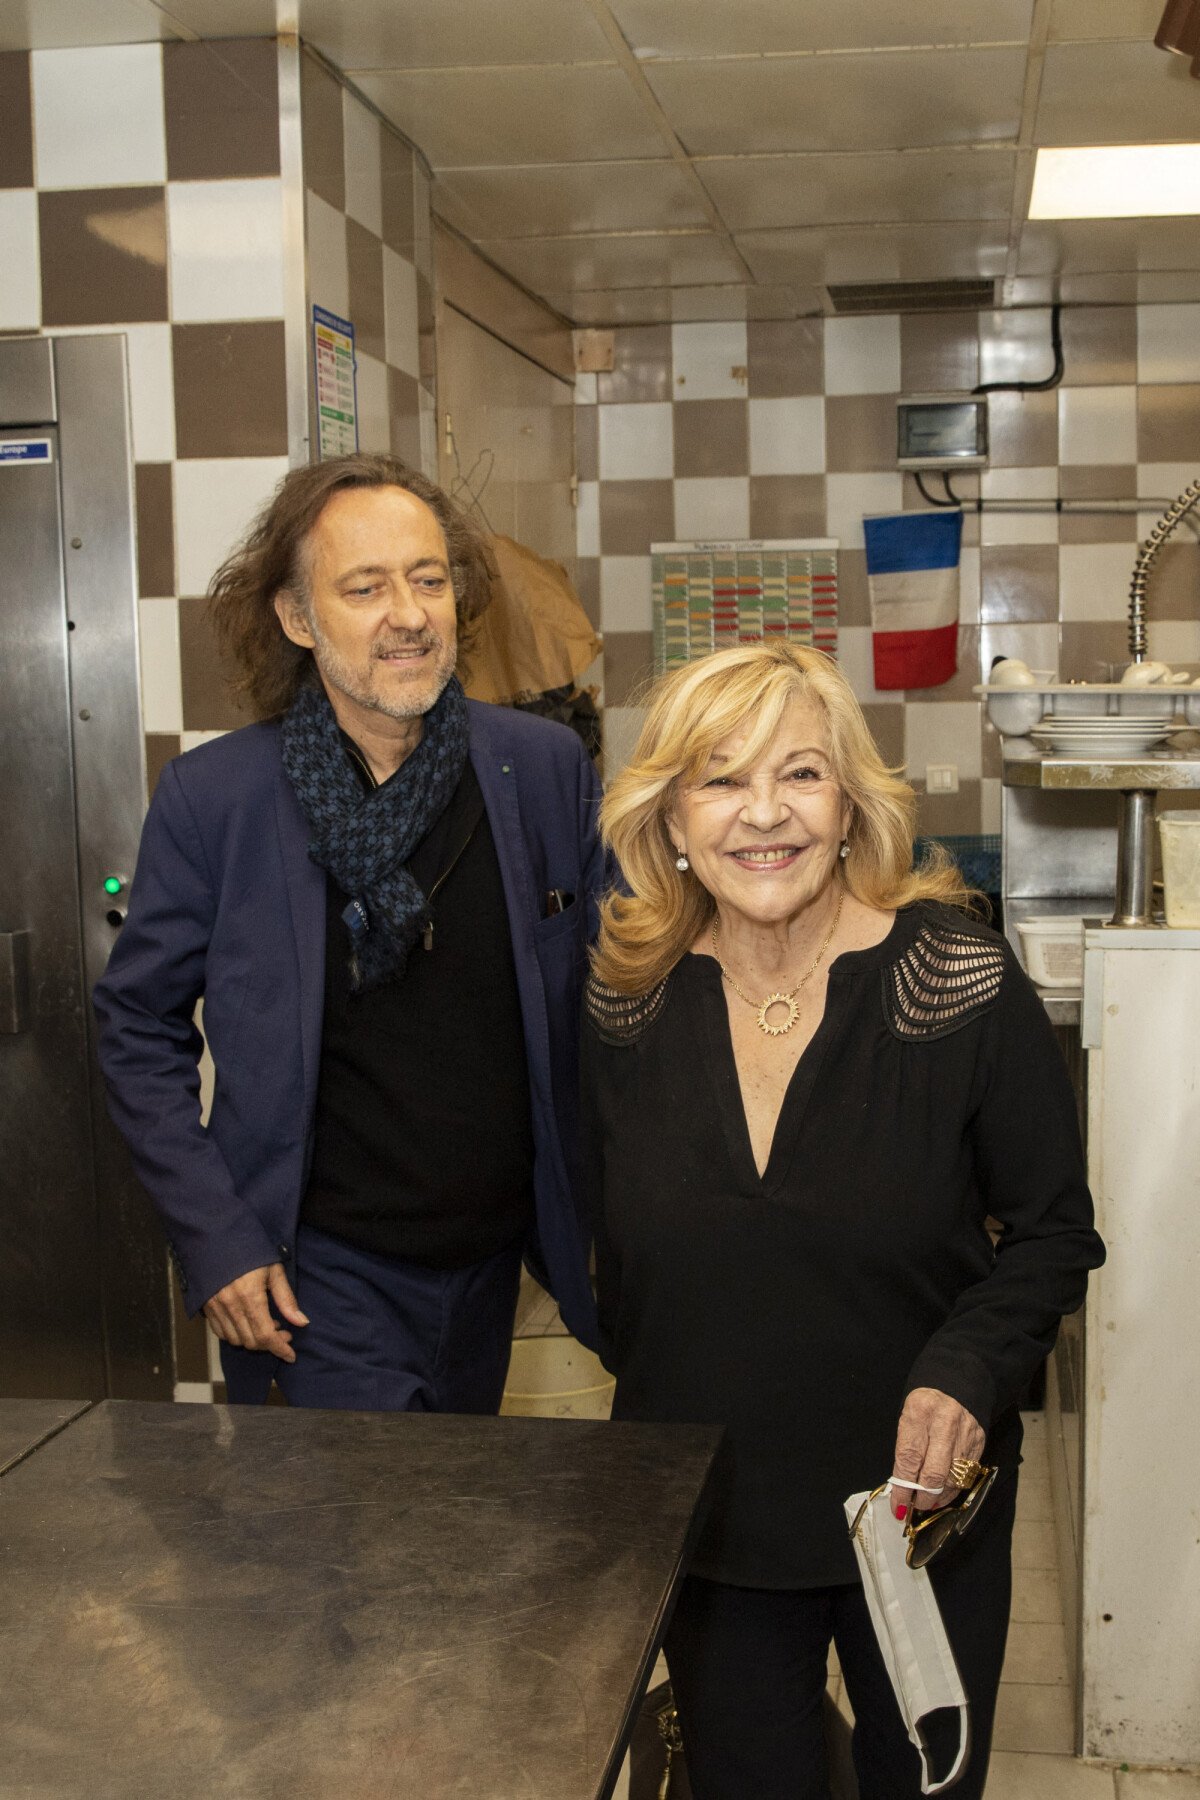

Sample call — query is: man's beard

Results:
[309,623,457,722]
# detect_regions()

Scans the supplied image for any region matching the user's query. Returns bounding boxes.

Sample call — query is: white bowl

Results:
[985,691,1044,736]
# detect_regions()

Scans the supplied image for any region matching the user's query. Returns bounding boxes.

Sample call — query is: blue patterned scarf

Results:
[281,678,471,990]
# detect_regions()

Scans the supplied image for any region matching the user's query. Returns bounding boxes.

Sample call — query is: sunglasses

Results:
[851,1464,998,1570]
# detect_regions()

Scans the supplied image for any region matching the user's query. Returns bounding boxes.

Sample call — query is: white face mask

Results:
[843,1485,970,1794]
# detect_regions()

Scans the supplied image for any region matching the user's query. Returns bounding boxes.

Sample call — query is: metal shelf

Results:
[1002,747,1200,792]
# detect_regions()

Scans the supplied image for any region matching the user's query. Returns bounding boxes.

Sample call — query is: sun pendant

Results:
[756,993,800,1036]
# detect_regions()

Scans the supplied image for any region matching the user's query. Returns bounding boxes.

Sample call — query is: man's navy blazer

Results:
[94,699,605,1390]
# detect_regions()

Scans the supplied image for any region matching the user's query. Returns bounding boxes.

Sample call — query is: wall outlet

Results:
[926,764,959,794]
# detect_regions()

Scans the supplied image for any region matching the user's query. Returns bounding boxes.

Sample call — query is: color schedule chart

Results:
[652,540,839,674]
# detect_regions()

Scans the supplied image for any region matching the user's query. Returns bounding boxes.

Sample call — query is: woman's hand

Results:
[890,1386,985,1520]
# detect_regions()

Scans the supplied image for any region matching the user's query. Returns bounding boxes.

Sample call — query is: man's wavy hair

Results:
[208,454,493,719]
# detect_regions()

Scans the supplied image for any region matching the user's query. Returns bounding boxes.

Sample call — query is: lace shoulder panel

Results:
[585,971,670,1046]
[883,916,1004,1042]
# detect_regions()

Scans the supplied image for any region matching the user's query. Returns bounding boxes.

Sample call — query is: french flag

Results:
[863,510,962,691]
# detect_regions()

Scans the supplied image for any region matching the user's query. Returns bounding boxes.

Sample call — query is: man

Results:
[95,454,604,1410]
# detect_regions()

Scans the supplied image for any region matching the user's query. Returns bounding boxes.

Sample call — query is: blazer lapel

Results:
[469,715,536,953]
[468,708,550,1069]
[274,767,325,1117]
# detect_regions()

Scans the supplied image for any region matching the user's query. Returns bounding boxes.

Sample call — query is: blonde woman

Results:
[582,643,1102,1800]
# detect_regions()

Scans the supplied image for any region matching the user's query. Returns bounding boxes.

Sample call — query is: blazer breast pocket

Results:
[532,895,582,945]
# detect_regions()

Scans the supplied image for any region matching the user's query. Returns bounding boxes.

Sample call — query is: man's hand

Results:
[890,1386,985,1522]
[203,1264,309,1363]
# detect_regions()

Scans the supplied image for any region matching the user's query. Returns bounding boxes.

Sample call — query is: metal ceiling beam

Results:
[1001,0,1054,304]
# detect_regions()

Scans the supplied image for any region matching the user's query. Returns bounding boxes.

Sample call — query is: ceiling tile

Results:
[643,49,1027,156]
[479,230,747,294]
[140,0,275,32]
[1048,0,1165,42]
[698,149,1016,232]
[609,0,1033,56]
[1036,42,1200,145]
[300,0,613,68]
[1019,218,1200,275]
[0,0,174,49]
[737,224,1010,288]
[432,161,709,239]
[350,65,664,168]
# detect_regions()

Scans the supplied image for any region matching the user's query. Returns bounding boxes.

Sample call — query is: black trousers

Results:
[664,1469,1017,1800]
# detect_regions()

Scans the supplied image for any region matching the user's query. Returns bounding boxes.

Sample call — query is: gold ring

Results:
[949,1457,984,1489]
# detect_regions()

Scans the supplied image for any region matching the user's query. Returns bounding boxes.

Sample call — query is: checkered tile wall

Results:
[300,52,437,482]
[580,310,1200,836]
[0,42,437,781]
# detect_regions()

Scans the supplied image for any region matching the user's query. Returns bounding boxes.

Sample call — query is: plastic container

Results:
[1015,916,1085,988]
[1158,812,1200,927]
[500,1337,615,1419]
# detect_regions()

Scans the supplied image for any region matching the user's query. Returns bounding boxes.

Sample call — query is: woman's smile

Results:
[728,844,805,870]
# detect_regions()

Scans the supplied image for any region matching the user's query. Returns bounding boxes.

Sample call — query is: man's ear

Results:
[274,589,315,650]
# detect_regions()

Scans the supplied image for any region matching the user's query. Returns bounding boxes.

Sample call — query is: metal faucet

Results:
[1111,476,1200,926]
[1128,475,1200,661]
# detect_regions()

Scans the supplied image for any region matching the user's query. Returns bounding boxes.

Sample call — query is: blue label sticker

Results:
[0,439,53,465]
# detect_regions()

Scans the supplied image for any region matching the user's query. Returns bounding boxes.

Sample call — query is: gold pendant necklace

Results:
[711,892,845,1037]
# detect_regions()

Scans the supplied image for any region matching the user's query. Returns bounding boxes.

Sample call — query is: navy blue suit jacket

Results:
[94,700,605,1386]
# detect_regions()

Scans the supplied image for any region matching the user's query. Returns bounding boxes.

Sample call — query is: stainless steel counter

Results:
[0,1399,719,1798]
[0,1395,90,1475]
[1001,744,1200,791]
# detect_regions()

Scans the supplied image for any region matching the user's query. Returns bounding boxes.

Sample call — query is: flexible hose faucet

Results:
[1128,476,1200,661]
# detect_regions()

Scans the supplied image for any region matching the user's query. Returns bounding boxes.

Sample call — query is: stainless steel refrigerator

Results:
[0,334,170,1399]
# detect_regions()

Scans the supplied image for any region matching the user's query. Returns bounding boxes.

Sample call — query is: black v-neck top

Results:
[581,902,1104,1588]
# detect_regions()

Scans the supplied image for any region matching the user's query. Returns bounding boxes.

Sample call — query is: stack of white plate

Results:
[1029,716,1178,756]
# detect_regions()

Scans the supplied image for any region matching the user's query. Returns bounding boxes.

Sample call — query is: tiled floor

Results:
[504,1281,1200,1797]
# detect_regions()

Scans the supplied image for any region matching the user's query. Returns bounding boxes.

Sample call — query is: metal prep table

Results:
[0,1396,92,1476]
[0,1399,720,1799]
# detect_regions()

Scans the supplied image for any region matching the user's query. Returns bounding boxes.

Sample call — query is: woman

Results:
[582,643,1103,1799]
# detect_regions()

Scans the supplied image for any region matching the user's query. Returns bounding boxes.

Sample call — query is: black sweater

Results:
[303,761,535,1268]
[581,902,1104,1588]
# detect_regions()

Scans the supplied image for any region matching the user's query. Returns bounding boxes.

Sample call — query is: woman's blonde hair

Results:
[593,641,975,994]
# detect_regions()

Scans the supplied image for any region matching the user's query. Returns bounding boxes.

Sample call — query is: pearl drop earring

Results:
[675,851,690,872]
[839,840,850,860]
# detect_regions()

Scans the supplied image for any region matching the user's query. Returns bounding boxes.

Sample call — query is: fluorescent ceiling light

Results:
[1030,145,1200,218]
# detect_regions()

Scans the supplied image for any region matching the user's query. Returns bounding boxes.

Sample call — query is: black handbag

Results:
[627,1681,860,1799]
[628,1683,691,1799]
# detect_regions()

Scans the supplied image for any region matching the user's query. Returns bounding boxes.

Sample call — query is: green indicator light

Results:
[103,877,123,896]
